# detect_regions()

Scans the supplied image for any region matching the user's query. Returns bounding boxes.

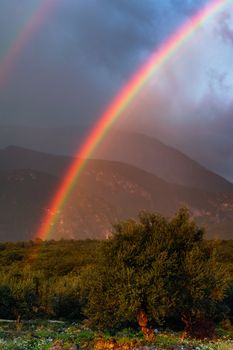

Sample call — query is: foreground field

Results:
[0,321,233,350]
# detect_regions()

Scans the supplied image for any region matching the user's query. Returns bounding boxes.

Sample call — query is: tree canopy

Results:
[85,209,230,338]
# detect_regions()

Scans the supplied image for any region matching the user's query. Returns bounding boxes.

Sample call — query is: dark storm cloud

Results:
[0,0,168,125]
[0,0,211,126]
[56,0,209,75]
[53,0,169,76]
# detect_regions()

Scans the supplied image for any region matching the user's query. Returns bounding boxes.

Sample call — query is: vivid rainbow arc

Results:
[35,0,232,240]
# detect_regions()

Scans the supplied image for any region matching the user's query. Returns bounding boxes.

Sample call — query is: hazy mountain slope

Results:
[94,130,233,193]
[0,169,57,241]
[0,146,71,176]
[62,160,233,240]
[0,126,232,193]
[0,155,232,241]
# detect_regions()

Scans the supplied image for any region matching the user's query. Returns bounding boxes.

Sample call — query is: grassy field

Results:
[0,321,233,350]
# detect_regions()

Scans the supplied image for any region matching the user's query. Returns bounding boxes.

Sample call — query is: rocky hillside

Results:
[0,157,232,240]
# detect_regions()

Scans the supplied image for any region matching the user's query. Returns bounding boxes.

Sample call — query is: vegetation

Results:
[84,209,230,339]
[0,209,232,348]
[0,321,232,350]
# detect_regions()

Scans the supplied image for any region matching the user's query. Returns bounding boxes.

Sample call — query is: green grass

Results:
[0,321,97,349]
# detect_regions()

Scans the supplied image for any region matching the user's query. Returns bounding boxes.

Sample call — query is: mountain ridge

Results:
[94,130,233,193]
[0,125,232,192]
[1,133,233,195]
[0,149,232,240]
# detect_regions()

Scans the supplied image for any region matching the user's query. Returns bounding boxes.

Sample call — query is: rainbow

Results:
[0,0,56,87]
[37,0,232,240]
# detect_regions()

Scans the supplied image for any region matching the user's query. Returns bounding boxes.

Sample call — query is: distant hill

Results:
[0,149,232,241]
[94,130,233,193]
[0,125,232,193]
[61,159,233,240]
[0,169,57,241]
[0,145,71,177]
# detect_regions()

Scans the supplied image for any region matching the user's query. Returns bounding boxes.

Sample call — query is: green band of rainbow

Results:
[35,0,232,240]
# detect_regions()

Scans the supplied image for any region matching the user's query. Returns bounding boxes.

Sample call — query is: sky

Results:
[0,0,233,181]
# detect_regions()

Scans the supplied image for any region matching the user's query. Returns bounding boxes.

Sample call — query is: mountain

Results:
[0,125,232,193]
[94,130,233,193]
[0,145,71,177]
[0,169,57,241]
[0,148,232,241]
[59,159,233,240]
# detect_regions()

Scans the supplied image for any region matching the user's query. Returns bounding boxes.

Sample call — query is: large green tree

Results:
[85,209,229,338]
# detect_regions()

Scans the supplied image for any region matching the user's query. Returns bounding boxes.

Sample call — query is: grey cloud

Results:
[207,69,231,96]
[216,11,233,45]
[53,0,168,75]
[0,0,184,126]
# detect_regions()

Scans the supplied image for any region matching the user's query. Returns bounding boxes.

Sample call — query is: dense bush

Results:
[84,209,230,338]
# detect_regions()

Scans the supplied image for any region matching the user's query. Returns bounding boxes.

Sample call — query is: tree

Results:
[85,208,229,338]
